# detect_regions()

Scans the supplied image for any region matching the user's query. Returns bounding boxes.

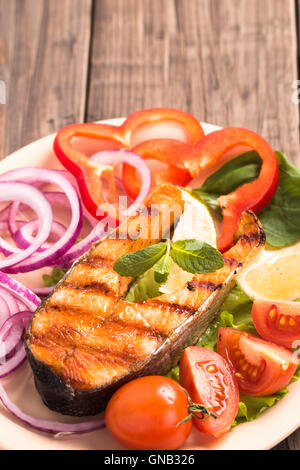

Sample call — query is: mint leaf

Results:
[113,242,167,277]
[154,241,171,283]
[170,239,224,274]
[154,253,171,283]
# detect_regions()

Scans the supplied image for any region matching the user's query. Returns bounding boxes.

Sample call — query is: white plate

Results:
[0,118,299,450]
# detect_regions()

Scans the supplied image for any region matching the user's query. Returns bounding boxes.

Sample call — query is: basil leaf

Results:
[113,242,167,277]
[192,151,262,221]
[170,239,224,274]
[192,191,222,217]
[259,151,300,247]
[200,151,262,195]
[154,251,171,283]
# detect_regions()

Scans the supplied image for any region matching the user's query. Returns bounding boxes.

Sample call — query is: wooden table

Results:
[0,0,299,450]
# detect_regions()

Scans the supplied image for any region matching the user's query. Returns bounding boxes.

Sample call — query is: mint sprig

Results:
[170,239,224,274]
[113,242,167,277]
[113,239,224,282]
[154,240,171,283]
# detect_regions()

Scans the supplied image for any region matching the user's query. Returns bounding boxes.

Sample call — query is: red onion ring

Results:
[30,286,53,297]
[14,220,67,251]
[0,276,39,374]
[0,272,40,311]
[0,295,10,329]
[0,169,82,273]
[0,311,31,377]
[0,287,19,316]
[0,183,53,268]
[0,381,105,434]
[55,221,106,268]
[91,150,152,217]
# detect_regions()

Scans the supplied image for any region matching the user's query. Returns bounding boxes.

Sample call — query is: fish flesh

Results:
[25,183,265,416]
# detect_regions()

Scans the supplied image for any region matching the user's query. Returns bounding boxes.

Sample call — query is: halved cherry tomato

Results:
[105,376,192,450]
[217,328,298,396]
[179,346,239,436]
[252,300,300,349]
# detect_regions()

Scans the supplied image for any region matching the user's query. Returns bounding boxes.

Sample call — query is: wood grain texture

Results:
[87,0,299,165]
[0,0,92,160]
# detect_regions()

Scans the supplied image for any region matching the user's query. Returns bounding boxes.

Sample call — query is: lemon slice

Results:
[238,242,300,301]
[159,190,216,295]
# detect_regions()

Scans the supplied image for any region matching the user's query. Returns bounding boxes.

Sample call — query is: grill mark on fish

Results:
[189,279,223,292]
[32,328,146,373]
[46,303,84,316]
[48,287,114,322]
[148,298,197,316]
[63,281,116,297]
[84,255,115,267]
[111,317,165,342]
[240,231,263,246]
[223,257,242,268]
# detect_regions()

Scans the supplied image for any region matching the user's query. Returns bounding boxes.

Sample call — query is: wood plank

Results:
[0,0,92,160]
[87,0,299,165]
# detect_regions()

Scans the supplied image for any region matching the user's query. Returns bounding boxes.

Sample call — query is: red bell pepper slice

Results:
[53,108,204,220]
[133,128,279,252]
[195,128,279,252]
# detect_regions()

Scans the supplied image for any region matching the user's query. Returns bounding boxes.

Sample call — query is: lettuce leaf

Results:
[125,266,161,302]
[43,268,67,287]
[233,389,289,426]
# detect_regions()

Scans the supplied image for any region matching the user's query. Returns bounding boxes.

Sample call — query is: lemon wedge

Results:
[238,242,300,301]
[159,190,216,295]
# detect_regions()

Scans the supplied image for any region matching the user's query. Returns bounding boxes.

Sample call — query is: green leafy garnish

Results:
[154,242,171,283]
[193,150,300,248]
[233,389,289,426]
[125,266,161,302]
[113,242,167,277]
[43,268,67,287]
[114,239,224,282]
[259,151,300,247]
[200,150,262,196]
[170,239,224,274]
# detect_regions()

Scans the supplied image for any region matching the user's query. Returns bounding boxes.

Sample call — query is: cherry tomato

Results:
[179,346,239,436]
[252,300,300,349]
[217,328,298,396]
[105,376,192,450]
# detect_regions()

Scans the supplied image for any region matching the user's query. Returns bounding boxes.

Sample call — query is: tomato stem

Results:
[176,388,218,428]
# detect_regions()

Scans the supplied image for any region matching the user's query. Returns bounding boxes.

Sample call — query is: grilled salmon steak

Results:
[25,183,265,416]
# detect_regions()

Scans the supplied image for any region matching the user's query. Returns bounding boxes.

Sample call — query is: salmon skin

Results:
[25,183,265,416]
